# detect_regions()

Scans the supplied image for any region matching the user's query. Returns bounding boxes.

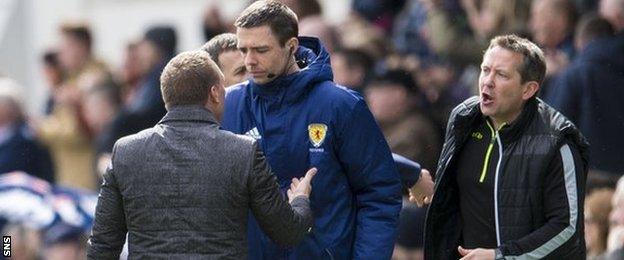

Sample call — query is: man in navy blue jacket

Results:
[222,1,402,259]
[0,83,55,183]
[547,25,624,175]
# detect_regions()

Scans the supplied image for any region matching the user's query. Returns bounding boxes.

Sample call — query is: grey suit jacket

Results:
[87,105,313,259]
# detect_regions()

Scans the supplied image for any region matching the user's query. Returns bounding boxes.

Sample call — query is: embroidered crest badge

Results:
[308,123,327,148]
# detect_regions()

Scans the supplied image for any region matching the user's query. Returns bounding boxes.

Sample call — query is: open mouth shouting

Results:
[481,92,494,106]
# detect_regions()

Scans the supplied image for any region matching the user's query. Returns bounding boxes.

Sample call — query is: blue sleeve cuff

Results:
[392,153,421,191]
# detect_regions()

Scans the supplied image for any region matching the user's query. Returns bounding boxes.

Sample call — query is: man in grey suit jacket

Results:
[87,50,315,259]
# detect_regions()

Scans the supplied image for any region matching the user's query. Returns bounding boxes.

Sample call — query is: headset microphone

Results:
[265,45,294,80]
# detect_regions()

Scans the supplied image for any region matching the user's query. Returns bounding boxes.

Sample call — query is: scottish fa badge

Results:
[308,123,327,148]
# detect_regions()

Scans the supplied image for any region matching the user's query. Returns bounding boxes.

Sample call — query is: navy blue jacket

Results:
[546,32,624,174]
[223,37,402,259]
[100,61,168,154]
[0,123,54,183]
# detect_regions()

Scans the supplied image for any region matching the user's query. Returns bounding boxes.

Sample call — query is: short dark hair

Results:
[550,0,578,32]
[160,50,221,108]
[144,26,178,58]
[235,1,299,45]
[86,80,122,109]
[293,0,322,19]
[487,35,546,86]
[202,33,238,67]
[368,69,418,94]
[337,48,373,72]
[575,13,614,47]
[59,22,92,51]
[42,50,60,67]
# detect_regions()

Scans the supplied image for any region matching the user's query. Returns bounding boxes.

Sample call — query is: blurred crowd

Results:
[1,0,623,259]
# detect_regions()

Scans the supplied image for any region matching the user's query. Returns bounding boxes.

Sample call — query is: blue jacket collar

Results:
[249,37,333,104]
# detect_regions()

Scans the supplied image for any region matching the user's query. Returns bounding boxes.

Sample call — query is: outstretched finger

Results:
[300,167,317,184]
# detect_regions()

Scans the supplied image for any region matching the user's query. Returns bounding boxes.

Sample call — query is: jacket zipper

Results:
[479,122,497,183]
[493,126,505,246]
[480,120,506,245]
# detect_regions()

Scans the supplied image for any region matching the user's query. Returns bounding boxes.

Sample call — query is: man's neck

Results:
[489,113,517,131]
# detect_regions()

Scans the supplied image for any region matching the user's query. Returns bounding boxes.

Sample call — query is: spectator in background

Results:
[530,0,578,58]
[463,0,531,41]
[606,177,624,259]
[202,33,247,87]
[100,26,175,154]
[278,0,322,21]
[575,0,600,13]
[117,41,146,107]
[282,0,341,53]
[530,0,578,98]
[585,188,615,259]
[299,16,340,53]
[128,26,174,115]
[425,0,530,67]
[392,0,437,62]
[574,13,615,50]
[416,62,470,126]
[365,70,440,171]
[0,78,54,183]
[0,171,98,260]
[202,5,230,41]
[331,48,373,91]
[37,22,110,191]
[42,224,88,260]
[547,0,624,176]
[81,81,122,170]
[351,0,407,33]
[41,51,65,115]
[600,0,624,32]
[338,13,389,60]
[56,22,109,83]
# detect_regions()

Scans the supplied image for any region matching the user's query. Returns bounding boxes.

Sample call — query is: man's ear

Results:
[209,85,221,104]
[522,81,540,100]
[286,37,299,55]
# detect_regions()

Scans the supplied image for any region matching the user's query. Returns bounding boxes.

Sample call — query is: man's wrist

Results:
[292,194,309,200]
